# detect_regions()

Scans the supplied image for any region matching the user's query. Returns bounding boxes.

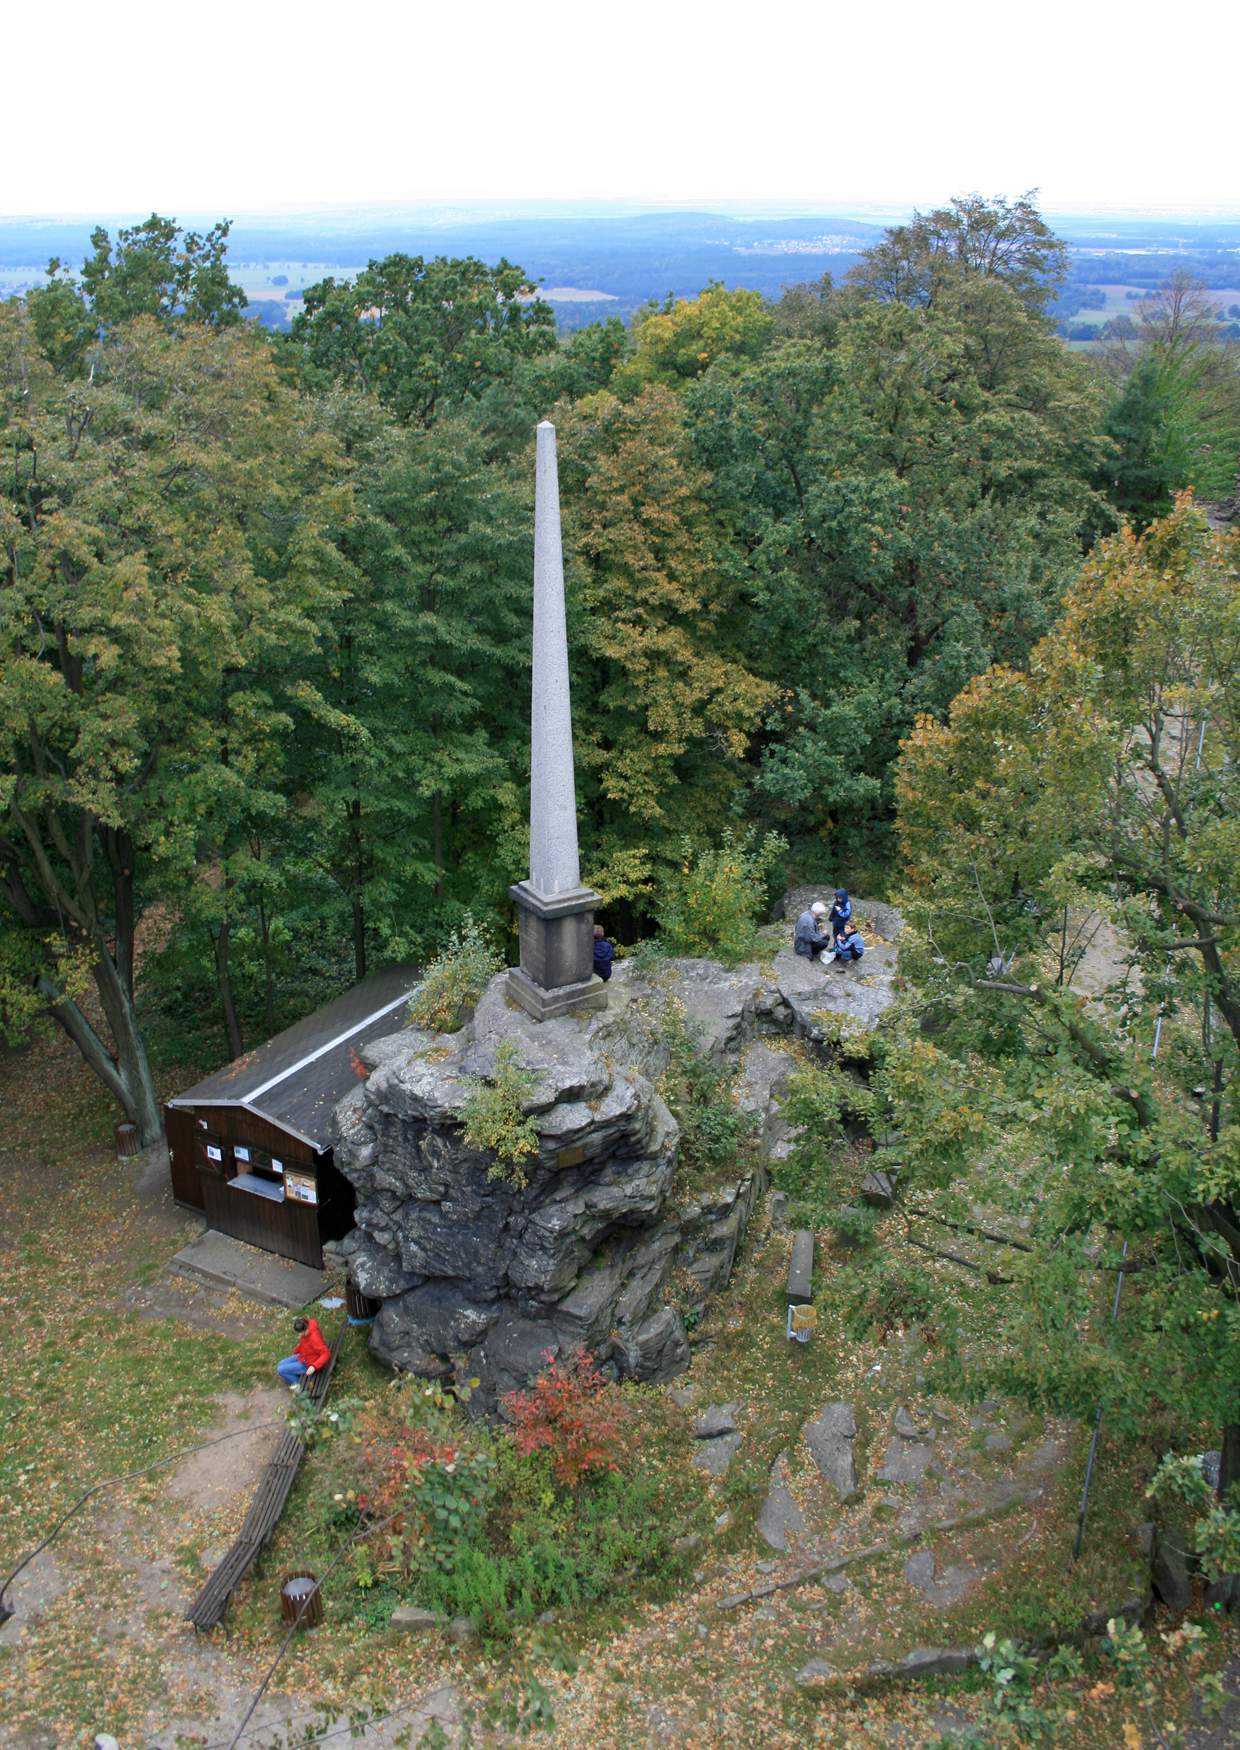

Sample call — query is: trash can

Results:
[114,1122,140,1158]
[346,1279,381,1326]
[280,1573,323,1629]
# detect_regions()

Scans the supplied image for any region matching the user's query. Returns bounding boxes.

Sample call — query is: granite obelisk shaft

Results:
[508,421,606,1021]
[529,421,582,896]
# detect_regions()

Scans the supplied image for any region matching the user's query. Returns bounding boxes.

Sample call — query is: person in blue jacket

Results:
[829,888,853,941]
[593,924,615,982]
[834,918,865,963]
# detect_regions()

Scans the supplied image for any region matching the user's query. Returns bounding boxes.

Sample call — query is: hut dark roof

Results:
[168,963,419,1150]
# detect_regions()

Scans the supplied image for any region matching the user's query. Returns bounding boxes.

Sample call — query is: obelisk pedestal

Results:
[508,420,607,1023]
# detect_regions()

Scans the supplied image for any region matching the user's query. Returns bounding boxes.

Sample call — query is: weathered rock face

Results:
[334,912,900,1408]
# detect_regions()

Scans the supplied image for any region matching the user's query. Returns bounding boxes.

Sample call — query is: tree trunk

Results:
[346,795,366,981]
[351,892,367,983]
[431,791,445,897]
[1207,1420,1240,1613]
[257,893,276,1035]
[211,918,244,1060]
[39,957,164,1150]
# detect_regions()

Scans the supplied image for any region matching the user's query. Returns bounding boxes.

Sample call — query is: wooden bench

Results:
[185,1326,343,1631]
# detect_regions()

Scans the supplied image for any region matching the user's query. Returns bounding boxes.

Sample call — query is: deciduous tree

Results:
[887,500,1240,1572]
[0,307,345,1138]
[291,254,556,428]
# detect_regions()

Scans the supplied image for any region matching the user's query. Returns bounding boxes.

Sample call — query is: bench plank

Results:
[787,1229,814,1306]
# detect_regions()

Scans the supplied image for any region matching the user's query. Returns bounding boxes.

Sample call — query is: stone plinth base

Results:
[508,880,607,1021]
[507,965,608,1022]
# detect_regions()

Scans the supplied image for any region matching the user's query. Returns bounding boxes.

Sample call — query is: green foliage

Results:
[887,501,1240,1526]
[655,996,759,1193]
[409,912,503,1032]
[685,230,1106,863]
[771,1063,851,1226]
[413,1457,689,1638]
[1,189,1133,1173]
[320,1374,696,1646]
[0,300,348,1137]
[772,1058,881,1230]
[291,252,556,427]
[654,830,786,964]
[622,282,775,387]
[459,1039,541,1186]
[848,191,1068,315]
[1098,273,1240,521]
[26,215,246,376]
[1148,1455,1240,1585]
[408,1445,497,1571]
[976,1631,1055,1740]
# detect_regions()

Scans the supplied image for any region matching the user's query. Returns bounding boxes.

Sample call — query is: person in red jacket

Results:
[276,1315,330,1388]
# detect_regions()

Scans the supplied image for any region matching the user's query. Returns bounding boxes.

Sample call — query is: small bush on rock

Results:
[657,997,759,1193]
[460,1039,540,1186]
[655,828,786,964]
[408,912,502,1032]
[503,1346,630,1486]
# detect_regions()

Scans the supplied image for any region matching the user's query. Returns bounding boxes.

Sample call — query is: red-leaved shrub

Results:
[502,1346,630,1487]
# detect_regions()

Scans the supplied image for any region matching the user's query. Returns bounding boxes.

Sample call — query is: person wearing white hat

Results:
[793,900,835,964]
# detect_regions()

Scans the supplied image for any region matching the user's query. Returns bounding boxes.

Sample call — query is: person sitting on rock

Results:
[276,1315,330,1389]
[593,923,614,982]
[834,918,865,964]
[794,901,834,960]
[829,888,853,940]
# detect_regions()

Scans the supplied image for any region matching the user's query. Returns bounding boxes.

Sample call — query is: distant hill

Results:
[3,201,1239,333]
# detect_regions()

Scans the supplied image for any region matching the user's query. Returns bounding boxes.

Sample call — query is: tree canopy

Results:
[887,498,1240,1491]
[291,253,558,427]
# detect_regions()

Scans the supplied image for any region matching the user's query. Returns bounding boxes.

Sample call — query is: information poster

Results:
[284,1169,318,1206]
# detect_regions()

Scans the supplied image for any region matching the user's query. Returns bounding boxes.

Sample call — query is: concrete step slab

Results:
[167,1228,326,1310]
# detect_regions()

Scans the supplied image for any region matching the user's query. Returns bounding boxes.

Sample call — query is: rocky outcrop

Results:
[334,912,901,1408]
[804,1402,859,1500]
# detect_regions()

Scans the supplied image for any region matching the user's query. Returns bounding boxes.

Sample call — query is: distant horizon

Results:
[5,195,1240,229]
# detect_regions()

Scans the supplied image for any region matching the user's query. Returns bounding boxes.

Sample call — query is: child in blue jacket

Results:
[834,918,865,964]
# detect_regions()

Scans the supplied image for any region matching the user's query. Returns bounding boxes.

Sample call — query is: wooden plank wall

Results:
[183,1104,324,1268]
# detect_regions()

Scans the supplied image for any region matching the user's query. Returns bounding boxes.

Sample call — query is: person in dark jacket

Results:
[829,889,853,941]
[277,1315,330,1388]
[593,924,614,982]
[794,901,834,959]
[834,918,865,964]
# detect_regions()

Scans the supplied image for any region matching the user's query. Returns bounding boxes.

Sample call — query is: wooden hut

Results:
[165,964,418,1268]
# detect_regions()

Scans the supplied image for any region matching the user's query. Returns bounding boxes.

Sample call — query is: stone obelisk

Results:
[508,421,607,1022]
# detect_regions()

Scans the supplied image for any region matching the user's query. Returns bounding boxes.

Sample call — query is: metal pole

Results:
[1073,1242,1128,1559]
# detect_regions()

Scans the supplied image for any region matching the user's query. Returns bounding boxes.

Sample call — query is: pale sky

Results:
[3,0,1233,217]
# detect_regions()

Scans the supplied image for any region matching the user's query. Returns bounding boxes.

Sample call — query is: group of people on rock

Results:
[591,904,864,986]
[793,889,865,968]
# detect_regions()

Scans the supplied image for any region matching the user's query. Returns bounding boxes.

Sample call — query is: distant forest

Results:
[3,203,1240,334]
